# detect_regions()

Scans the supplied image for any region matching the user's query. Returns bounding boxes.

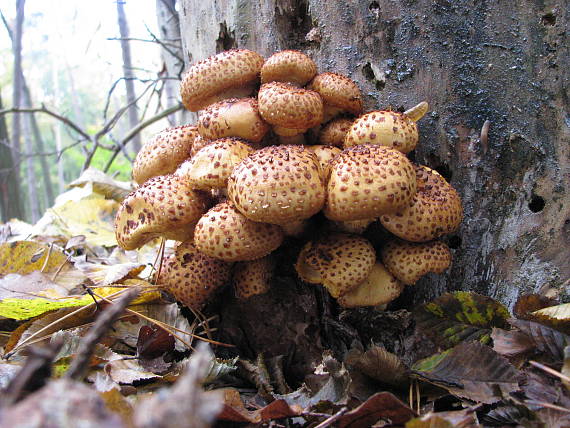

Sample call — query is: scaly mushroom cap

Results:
[233,254,275,299]
[337,262,404,307]
[175,138,255,190]
[307,72,363,117]
[344,110,419,154]
[324,144,417,221]
[257,82,324,131]
[331,218,375,234]
[115,174,210,250]
[180,49,264,112]
[380,166,463,242]
[319,117,354,147]
[189,135,214,158]
[193,201,284,261]
[307,145,341,181]
[197,98,270,143]
[132,125,198,185]
[381,239,452,285]
[227,145,325,225]
[295,241,323,284]
[305,233,376,298]
[261,50,317,86]
[160,241,232,311]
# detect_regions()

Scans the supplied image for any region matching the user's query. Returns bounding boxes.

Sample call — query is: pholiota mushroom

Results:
[261,50,317,86]
[318,117,354,147]
[308,72,363,121]
[233,254,275,299]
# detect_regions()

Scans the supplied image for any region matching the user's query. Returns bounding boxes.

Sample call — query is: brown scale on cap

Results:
[307,72,363,120]
[307,145,341,181]
[132,125,198,185]
[258,82,324,134]
[295,241,322,284]
[233,254,275,299]
[303,233,376,298]
[180,49,264,112]
[261,50,317,86]
[324,144,417,222]
[115,174,210,250]
[197,98,270,143]
[381,239,452,285]
[227,145,325,225]
[380,165,463,242]
[344,110,419,154]
[319,117,354,147]
[175,138,255,190]
[189,135,214,158]
[193,201,284,261]
[337,262,404,307]
[160,241,232,311]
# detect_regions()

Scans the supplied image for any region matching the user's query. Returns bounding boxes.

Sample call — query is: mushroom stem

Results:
[403,101,429,122]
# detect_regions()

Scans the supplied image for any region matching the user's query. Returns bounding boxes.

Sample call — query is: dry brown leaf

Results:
[492,327,536,357]
[345,346,408,387]
[532,303,570,335]
[509,318,570,361]
[337,392,416,428]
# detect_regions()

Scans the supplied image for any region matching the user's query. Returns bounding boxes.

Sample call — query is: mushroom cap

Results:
[331,218,375,234]
[115,174,210,250]
[261,50,317,86]
[233,254,275,299]
[197,98,270,143]
[160,241,232,311]
[307,72,363,116]
[175,138,255,190]
[381,239,452,285]
[324,144,417,221]
[180,49,264,112]
[380,165,463,242]
[295,241,323,284]
[319,117,354,147]
[227,144,326,225]
[344,110,419,154]
[258,82,324,130]
[307,145,341,181]
[132,125,198,185]
[193,201,284,261]
[189,135,214,158]
[337,262,404,307]
[304,233,377,298]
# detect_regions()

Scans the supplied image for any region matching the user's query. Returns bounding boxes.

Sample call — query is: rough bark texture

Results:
[178,0,569,369]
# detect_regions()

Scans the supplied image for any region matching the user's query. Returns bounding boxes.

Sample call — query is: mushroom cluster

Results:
[114,49,463,311]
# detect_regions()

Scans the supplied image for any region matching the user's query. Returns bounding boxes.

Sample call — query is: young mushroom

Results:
[233,254,275,299]
[260,50,317,86]
[308,72,363,121]
[318,117,355,147]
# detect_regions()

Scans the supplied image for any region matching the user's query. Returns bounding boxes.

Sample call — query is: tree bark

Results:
[116,0,142,153]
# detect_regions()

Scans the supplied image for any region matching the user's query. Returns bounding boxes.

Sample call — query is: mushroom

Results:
[257,81,324,137]
[324,144,417,221]
[381,239,452,285]
[318,117,354,147]
[306,144,341,181]
[175,138,255,190]
[227,144,325,225]
[331,218,375,234]
[337,262,404,308]
[197,98,270,143]
[180,49,264,112]
[115,174,210,250]
[379,165,463,242]
[189,135,214,158]
[193,201,284,262]
[343,102,429,154]
[160,241,232,311]
[132,125,199,185]
[233,254,275,299]
[295,240,323,284]
[307,72,363,121]
[261,50,317,86]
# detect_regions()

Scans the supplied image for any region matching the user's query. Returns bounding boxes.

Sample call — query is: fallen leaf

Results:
[405,409,480,428]
[68,168,134,202]
[509,318,570,361]
[336,392,416,428]
[345,346,408,387]
[75,258,145,287]
[563,346,570,391]
[514,293,557,320]
[532,303,570,335]
[492,327,536,357]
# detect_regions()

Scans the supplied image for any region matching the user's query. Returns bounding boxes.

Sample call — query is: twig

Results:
[313,407,348,428]
[529,360,570,383]
[525,400,570,413]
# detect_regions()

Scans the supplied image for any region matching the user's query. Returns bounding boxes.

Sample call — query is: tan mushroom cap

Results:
[304,233,376,298]
[324,144,417,221]
[115,174,210,250]
[319,117,354,147]
[331,218,375,234]
[189,135,214,158]
[380,165,463,242]
[233,254,275,299]
[180,49,264,112]
[227,144,325,225]
[160,241,232,311]
[197,98,270,143]
[261,50,317,86]
[175,138,255,190]
[132,125,198,185]
[258,82,324,131]
[337,262,404,307]
[344,110,419,154]
[381,239,452,285]
[308,72,363,117]
[193,201,284,261]
[295,241,323,284]
[307,145,341,181]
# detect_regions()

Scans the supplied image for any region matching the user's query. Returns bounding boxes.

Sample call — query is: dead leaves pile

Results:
[0,168,569,427]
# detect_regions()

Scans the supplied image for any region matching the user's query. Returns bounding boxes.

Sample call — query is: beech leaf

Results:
[532,303,570,335]
[337,392,416,428]
[508,318,570,361]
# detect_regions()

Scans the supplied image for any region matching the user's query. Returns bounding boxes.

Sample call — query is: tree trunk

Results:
[116,0,142,153]
[178,0,569,367]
